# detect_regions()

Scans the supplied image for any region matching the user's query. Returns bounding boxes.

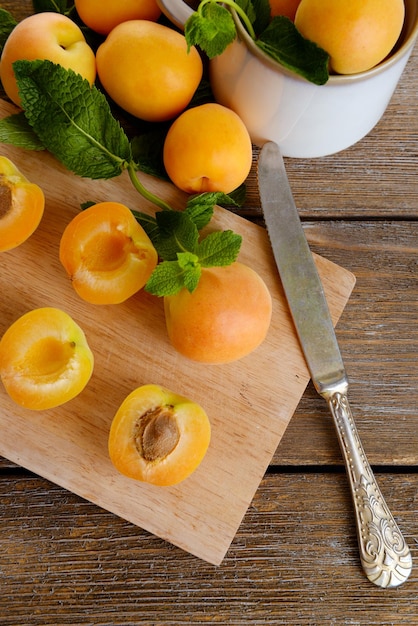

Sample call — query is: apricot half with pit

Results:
[108,384,211,486]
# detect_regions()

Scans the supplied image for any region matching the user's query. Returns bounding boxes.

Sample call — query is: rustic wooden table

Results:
[1,2,418,624]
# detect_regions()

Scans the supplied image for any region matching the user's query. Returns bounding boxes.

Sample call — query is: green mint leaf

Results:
[197,230,242,267]
[177,251,199,270]
[145,260,188,296]
[13,59,133,179]
[185,3,236,59]
[226,184,246,207]
[131,210,159,241]
[185,192,240,230]
[81,201,97,210]
[154,210,199,261]
[248,0,271,35]
[130,128,169,180]
[177,252,201,292]
[234,0,257,26]
[0,112,45,150]
[0,9,17,54]
[184,195,215,230]
[32,0,70,14]
[256,16,329,85]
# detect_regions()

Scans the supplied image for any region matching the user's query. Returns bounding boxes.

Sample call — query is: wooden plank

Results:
[2,217,418,470]
[0,471,417,625]
[0,99,355,564]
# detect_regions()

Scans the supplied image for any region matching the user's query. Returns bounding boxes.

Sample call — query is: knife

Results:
[257,141,412,588]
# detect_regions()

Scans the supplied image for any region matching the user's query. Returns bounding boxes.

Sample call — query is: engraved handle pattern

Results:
[326,391,412,588]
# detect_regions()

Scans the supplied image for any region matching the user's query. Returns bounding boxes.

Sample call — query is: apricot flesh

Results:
[0,307,94,410]
[59,202,158,305]
[164,263,272,363]
[108,384,211,486]
[294,0,405,75]
[0,156,45,252]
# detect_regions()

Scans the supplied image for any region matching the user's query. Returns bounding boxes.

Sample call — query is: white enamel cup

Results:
[157,0,418,157]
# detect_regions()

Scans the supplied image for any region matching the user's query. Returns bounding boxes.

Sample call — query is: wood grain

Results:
[1,2,417,622]
[0,98,355,564]
[0,471,417,625]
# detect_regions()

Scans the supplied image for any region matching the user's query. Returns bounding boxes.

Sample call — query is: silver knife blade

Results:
[258,140,346,395]
[257,140,412,588]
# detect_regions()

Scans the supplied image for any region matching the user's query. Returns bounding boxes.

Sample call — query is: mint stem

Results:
[127,162,173,212]
[199,0,256,40]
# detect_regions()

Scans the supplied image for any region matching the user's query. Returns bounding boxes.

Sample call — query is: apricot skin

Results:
[0,12,96,108]
[294,0,405,75]
[163,103,253,194]
[269,0,302,20]
[108,384,211,486]
[74,0,161,36]
[164,263,272,364]
[96,21,203,122]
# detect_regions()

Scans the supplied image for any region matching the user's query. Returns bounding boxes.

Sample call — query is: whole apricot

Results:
[96,20,203,122]
[0,307,94,410]
[74,0,161,35]
[0,12,96,108]
[0,156,45,252]
[294,0,405,75]
[164,262,272,363]
[59,202,158,305]
[163,103,253,194]
[269,0,302,20]
[108,384,211,486]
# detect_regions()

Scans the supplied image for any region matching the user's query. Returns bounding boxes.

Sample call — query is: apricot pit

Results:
[108,384,211,486]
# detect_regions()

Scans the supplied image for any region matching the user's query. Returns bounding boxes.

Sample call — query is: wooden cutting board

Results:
[0,99,356,565]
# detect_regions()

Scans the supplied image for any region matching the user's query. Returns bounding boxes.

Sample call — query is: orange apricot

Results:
[0,307,94,410]
[59,202,158,305]
[163,103,253,194]
[0,12,96,108]
[108,384,211,486]
[269,0,302,20]
[0,156,45,252]
[96,20,203,122]
[294,0,405,75]
[164,262,272,363]
[74,0,161,36]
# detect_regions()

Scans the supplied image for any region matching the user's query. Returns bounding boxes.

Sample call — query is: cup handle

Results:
[157,0,194,29]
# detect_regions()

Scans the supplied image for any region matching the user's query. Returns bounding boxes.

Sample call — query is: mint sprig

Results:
[0,58,244,297]
[185,0,329,85]
[145,227,242,296]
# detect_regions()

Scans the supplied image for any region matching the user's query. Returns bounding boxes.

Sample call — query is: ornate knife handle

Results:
[322,388,412,588]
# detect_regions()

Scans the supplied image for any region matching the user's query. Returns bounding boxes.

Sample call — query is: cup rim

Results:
[231,1,418,84]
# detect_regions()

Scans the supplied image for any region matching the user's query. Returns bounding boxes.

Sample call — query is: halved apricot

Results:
[59,201,158,304]
[0,156,45,252]
[108,384,211,486]
[0,307,94,410]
